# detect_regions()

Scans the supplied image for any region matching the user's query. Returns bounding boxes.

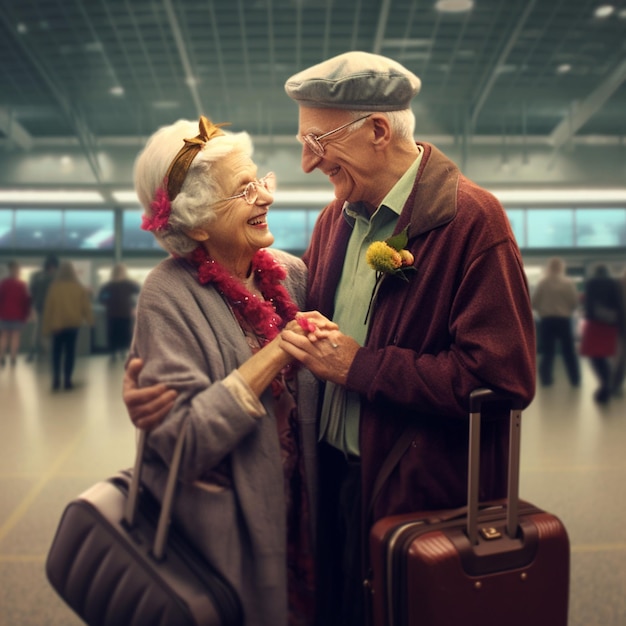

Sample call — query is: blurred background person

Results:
[97,263,140,362]
[579,263,623,404]
[0,260,31,368]
[611,267,626,396]
[26,254,59,362]
[532,256,581,388]
[41,260,94,391]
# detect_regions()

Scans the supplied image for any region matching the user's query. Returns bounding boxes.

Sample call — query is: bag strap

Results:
[124,420,189,560]
[367,424,418,520]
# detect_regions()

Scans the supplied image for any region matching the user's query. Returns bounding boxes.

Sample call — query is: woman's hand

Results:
[293,311,339,341]
[280,314,359,385]
[122,358,177,430]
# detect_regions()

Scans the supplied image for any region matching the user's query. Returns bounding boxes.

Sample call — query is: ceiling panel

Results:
[0,0,624,158]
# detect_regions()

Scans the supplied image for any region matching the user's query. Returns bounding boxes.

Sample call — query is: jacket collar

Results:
[396,142,459,240]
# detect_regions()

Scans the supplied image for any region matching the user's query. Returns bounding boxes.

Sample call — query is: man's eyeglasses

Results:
[220,172,276,205]
[301,114,372,158]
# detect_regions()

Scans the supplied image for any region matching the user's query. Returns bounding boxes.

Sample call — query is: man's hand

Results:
[280,316,359,386]
[122,358,177,430]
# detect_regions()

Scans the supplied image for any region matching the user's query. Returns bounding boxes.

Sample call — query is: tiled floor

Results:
[0,353,624,625]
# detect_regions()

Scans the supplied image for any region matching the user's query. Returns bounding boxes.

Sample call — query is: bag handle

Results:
[467,388,524,545]
[124,420,189,560]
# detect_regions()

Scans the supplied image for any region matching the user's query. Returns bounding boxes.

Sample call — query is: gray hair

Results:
[134,119,253,256]
[344,108,416,141]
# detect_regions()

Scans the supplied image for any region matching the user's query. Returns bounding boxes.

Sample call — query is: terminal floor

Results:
[0,354,624,625]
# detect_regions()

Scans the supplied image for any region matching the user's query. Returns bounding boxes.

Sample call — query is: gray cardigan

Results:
[130,249,318,626]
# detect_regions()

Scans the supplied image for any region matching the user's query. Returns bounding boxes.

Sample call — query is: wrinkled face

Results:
[198,151,275,265]
[297,107,375,205]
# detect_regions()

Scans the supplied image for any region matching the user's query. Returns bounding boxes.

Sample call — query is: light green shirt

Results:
[319,148,424,456]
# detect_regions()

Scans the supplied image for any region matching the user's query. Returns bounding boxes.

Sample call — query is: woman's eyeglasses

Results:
[301,114,372,157]
[220,172,276,205]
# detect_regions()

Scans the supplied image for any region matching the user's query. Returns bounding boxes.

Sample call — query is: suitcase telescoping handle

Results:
[124,421,189,560]
[467,388,524,546]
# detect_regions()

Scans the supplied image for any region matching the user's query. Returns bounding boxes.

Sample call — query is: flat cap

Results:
[284,51,421,111]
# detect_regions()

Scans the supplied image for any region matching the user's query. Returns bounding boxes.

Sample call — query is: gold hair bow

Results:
[165,115,230,201]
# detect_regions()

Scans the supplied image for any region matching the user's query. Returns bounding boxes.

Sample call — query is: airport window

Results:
[64,211,114,249]
[0,210,13,247]
[0,206,624,255]
[526,209,574,248]
[505,209,525,247]
[270,210,312,251]
[575,208,626,247]
[122,209,165,251]
[14,209,64,249]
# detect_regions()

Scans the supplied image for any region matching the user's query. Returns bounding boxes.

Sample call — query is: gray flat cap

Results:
[284,51,421,111]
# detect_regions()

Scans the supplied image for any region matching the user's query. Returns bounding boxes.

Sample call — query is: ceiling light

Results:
[435,0,474,13]
[0,190,105,204]
[16,22,28,35]
[110,86,125,97]
[153,101,179,109]
[273,190,336,206]
[111,188,338,207]
[491,188,626,204]
[593,5,615,18]
[556,64,572,74]
[111,190,140,205]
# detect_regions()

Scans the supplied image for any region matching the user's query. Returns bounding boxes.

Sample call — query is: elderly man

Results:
[278,51,536,626]
[124,52,536,626]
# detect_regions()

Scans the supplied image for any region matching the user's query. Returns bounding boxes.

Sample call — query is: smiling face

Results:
[189,150,275,274]
[297,107,379,206]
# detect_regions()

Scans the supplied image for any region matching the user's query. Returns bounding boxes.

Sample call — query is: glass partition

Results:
[576,208,626,247]
[526,209,574,248]
[122,210,164,250]
[64,211,114,249]
[0,210,13,247]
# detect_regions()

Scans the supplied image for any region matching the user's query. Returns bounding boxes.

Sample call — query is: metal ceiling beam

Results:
[469,0,538,131]
[0,4,102,181]
[372,0,393,54]
[550,57,626,149]
[0,108,33,150]
[163,0,205,116]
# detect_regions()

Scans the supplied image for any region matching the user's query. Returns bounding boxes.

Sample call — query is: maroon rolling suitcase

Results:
[367,388,570,626]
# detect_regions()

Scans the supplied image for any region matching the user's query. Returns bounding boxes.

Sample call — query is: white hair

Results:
[133,119,253,256]
[344,108,416,141]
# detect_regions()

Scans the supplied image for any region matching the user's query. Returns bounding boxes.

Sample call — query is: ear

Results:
[183,227,210,242]
[370,114,392,149]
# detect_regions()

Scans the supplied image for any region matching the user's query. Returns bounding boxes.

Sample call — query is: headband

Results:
[142,115,229,233]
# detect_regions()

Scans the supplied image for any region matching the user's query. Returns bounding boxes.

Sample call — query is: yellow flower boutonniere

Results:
[364,227,416,324]
[366,227,416,282]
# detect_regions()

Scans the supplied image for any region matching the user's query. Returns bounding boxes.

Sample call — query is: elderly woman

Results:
[131,116,319,626]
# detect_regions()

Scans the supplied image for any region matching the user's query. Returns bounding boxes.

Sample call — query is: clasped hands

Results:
[122,311,358,431]
[280,311,360,386]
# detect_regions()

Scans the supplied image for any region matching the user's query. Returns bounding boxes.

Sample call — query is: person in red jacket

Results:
[0,260,31,367]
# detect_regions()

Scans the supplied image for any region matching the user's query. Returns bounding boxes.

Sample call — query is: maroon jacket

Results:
[303,143,536,531]
[0,277,31,322]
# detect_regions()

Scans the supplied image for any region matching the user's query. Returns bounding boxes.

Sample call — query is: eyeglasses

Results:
[220,172,276,205]
[301,114,372,157]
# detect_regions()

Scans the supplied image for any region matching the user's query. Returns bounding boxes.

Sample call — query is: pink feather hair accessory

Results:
[141,185,172,232]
